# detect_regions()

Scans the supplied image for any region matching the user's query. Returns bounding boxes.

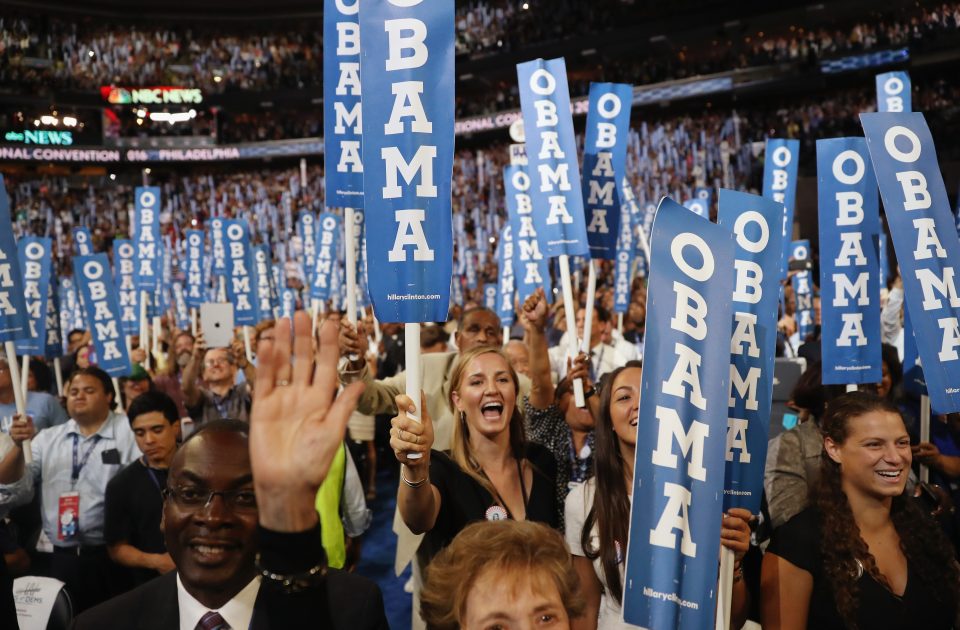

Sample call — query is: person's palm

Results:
[250,312,364,531]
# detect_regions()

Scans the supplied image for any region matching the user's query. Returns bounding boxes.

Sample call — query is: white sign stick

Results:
[405,323,422,460]
[920,394,931,484]
[559,255,585,407]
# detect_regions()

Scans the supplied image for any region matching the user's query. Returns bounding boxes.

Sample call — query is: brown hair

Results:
[447,346,526,499]
[815,391,959,628]
[581,361,643,605]
[420,520,585,630]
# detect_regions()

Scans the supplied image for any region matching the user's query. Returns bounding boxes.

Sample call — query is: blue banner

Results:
[298,211,318,288]
[623,197,734,629]
[44,280,62,359]
[517,57,590,257]
[58,277,83,336]
[762,139,800,277]
[222,219,257,326]
[360,0,454,322]
[252,245,275,322]
[695,187,713,214]
[497,225,516,326]
[505,164,552,304]
[817,138,883,385]
[876,71,911,113]
[281,286,297,320]
[716,190,784,513]
[112,239,139,336]
[134,186,162,291]
[324,0,364,207]
[72,226,93,256]
[14,237,52,353]
[184,229,205,309]
[790,240,815,341]
[310,212,340,301]
[861,112,960,412]
[464,248,477,290]
[483,283,497,310]
[582,82,632,260]
[0,180,28,342]
[613,195,634,314]
[74,253,132,376]
[209,217,227,278]
[172,282,190,331]
[683,198,709,218]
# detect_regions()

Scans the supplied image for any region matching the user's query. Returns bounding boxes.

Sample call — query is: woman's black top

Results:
[418,442,558,565]
[768,507,954,629]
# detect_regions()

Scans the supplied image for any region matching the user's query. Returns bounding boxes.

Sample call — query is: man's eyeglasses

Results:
[204,357,234,368]
[163,486,257,512]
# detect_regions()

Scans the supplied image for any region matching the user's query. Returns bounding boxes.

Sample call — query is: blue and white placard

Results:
[134,186,162,291]
[623,198,734,629]
[505,164,552,303]
[74,253,132,376]
[817,138,882,384]
[14,237,52,353]
[517,57,590,257]
[112,239,139,336]
[360,0,454,322]
[582,82,633,259]
[761,139,800,277]
[876,71,911,113]
[861,112,960,412]
[716,190,784,512]
[324,0,364,206]
[222,219,257,326]
[0,180,28,341]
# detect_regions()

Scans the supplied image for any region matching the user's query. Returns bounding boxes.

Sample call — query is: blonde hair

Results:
[420,520,585,630]
[447,346,526,498]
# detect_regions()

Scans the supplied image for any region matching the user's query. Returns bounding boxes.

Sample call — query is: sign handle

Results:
[559,255,585,407]
[404,323,423,460]
[5,342,30,463]
[715,546,735,630]
[582,259,597,354]
[636,223,652,269]
[190,307,198,337]
[920,394,931,484]
[345,208,359,326]
[242,326,254,367]
[20,354,29,401]
[139,291,151,371]
[845,383,858,393]
[617,312,624,335]
[53,357,63,396]
[311,299,321,338]
[502,326,509,346]
[112,377,123,408]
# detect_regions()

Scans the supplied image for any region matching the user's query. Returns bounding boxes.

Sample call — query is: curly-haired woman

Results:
[761,391,959,629]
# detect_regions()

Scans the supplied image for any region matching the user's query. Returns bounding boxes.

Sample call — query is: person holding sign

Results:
[762,392,959,629]
[0,366,140,612]
[565,364,752,630]
[390,346,558,568]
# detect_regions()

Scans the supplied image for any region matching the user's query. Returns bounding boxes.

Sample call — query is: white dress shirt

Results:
[177,574,261,630]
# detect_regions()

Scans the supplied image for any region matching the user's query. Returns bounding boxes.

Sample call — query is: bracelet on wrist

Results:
[255,553,326,593]
[400,466,427,488]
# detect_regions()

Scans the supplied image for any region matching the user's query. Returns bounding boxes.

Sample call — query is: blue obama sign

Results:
[716,190,784,512]
[14,237,52,353]
[762,139,799,277]
[360,0,454,322]
[582,82,632,260]
[0,180,28,341]
[517,57,590,257]
[75,253,132,376]
[113,239,139,336]
[817,138,882,385]
[623,198,734,629]
[505,164,552,304]
[324,0,364,206]
[862,112,960,412]
[876,71,911,113]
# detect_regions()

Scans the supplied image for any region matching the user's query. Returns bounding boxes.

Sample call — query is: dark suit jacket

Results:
[72,567,388,630]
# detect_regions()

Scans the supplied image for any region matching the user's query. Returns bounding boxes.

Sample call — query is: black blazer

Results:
[71,568,389,630]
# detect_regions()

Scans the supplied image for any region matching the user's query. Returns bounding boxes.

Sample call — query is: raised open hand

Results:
[250,311,365,532]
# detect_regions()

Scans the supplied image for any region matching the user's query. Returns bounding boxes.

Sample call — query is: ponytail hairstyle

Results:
[580,361,642,605]
[815,391,959,628]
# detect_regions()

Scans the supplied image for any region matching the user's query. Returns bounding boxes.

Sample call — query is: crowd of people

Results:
[1,221,959,628]
[2,1,958,117]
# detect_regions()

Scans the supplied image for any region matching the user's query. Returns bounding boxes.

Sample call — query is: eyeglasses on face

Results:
[163,486,257,512]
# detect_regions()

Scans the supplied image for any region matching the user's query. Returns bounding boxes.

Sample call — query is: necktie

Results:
[196,611,230,630]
